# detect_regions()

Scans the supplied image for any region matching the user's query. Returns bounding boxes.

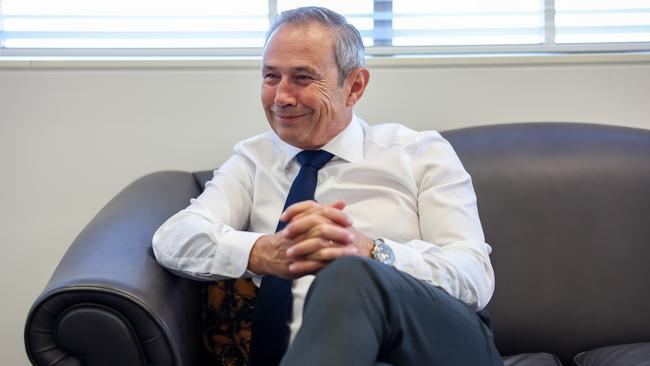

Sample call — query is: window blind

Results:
[555,0,650,43]
[391,0,544,46]
[1,0,270,48]
[1,0,649,55]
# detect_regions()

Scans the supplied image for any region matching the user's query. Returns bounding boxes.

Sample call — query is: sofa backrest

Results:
[442,123,650,364]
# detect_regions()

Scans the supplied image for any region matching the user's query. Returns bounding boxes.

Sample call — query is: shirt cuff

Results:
[381,237,433,282]
[216,230,264,278]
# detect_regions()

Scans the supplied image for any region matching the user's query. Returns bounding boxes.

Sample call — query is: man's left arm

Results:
[396,134,494,310]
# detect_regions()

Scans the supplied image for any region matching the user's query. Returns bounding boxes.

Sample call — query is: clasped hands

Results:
[248,200,374,279]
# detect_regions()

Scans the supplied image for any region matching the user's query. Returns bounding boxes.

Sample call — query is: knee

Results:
[309,256,385,297]
[317,256,377,282]
[302,257,399,332]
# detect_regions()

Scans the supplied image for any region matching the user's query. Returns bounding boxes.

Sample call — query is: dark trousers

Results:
[280,256,503,366]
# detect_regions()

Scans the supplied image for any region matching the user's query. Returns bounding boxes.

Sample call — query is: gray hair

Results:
[265,6,365,85]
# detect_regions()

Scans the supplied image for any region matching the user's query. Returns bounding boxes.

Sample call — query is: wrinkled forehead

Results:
[263,22,336,57]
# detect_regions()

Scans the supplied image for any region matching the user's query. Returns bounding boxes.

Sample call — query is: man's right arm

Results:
[152,153,263,281]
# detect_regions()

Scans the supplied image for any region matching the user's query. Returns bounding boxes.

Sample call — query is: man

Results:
[153,6,502,366]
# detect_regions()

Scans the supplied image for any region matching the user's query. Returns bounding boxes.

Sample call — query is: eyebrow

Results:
[262,64,319,75]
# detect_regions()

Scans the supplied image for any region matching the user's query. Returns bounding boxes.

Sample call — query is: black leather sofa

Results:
[25,123,650,366]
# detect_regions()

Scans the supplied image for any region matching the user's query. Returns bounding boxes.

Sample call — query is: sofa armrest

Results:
[25,171,205,366]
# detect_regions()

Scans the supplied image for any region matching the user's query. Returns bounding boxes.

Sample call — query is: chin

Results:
[273,129,302,147]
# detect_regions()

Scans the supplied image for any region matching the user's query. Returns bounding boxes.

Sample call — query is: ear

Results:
[345,67,370,107]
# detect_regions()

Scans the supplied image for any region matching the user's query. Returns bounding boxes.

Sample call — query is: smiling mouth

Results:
[275,113,308,121]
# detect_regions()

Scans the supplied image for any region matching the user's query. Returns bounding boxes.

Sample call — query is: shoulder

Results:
[214,131,277,178]
[363,122,451,153]
[233,130,278,157]
[228,130,296,175]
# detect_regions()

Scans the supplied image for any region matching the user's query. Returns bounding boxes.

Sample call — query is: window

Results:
[555,0,650,43]
[1,1,271,48]
[1,0,649,56]
[392,0,544,46]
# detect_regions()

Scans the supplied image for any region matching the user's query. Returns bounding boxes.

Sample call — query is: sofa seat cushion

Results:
[503,353,562,366]
[573,342,650,366]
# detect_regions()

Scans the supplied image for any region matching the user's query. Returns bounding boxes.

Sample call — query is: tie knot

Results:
[296,150,334,171]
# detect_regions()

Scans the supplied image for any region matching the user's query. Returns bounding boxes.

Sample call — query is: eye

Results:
[263,73,280,82]
[294,75,313,84]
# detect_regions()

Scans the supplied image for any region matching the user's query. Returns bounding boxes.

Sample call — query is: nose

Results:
[274,77,296,107]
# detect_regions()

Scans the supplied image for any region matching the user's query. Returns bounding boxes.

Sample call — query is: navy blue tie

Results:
[249,150,334,366]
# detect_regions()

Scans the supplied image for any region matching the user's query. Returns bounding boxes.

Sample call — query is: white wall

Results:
[1,55,649,365]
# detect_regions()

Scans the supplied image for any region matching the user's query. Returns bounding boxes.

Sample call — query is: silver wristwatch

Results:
[371,238,395,266]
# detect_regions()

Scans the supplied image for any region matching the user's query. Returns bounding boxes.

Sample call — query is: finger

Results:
[288,260,327,276]
[303,246,359,262]
[299,225,355,246]
[283,204,330,224]
[286,237,341,258]
[281,200,349,224]
[285,207,352,234]
[283,215,330,238]
[286,238,324,258]
[284,209,324,226]
[285,219,355,244]
[328,199,346,211]
[292,205,352,228]
[280,200,319,222]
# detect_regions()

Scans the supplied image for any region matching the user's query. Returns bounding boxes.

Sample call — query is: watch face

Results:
[373,240,395,266]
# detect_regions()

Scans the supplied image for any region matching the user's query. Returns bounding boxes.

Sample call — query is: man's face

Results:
[261,23,353,150]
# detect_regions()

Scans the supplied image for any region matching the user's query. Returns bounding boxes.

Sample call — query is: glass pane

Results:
[392,0,544,46]
[3,38,265,48]
[2,0,269,48]
[276,1,374,45]
[555,0,650,43]
[277,1,372,16]
[394,0,541,13]
[3,0,268,16]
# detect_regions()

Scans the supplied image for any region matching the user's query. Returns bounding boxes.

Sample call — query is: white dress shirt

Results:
[152,115,495,342]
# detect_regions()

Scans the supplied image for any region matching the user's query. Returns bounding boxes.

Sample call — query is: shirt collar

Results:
[274,114,366,170]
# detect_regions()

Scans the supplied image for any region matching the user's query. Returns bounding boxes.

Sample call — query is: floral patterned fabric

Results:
[202,278,258,366]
